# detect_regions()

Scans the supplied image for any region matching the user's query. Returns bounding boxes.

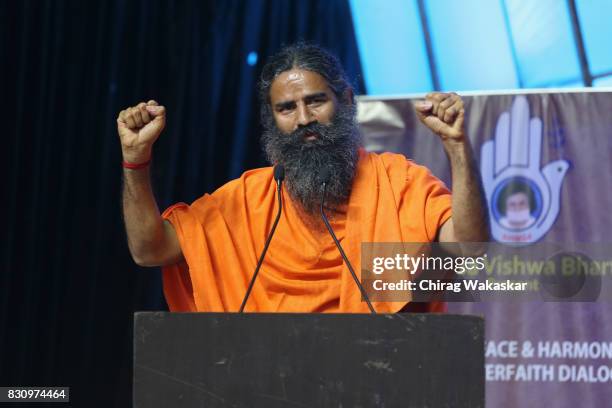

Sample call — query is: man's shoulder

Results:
[364,150,433,178]
[213,166,275,198]
[369,150,406,164]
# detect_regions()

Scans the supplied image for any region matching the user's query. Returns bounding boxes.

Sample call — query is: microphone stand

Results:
[320,177,376,314]
[239,165,284,312]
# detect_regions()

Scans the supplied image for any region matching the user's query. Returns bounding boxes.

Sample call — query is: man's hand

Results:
[414,92,465,143]
[117,100,166,163]
[118,99,182,267]
[414,92,490,243]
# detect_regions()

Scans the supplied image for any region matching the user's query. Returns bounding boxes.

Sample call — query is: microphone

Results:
[319,169,376,314]
[239,164,285,312]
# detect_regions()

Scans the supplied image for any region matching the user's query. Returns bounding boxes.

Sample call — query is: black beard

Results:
[261,103,361,214]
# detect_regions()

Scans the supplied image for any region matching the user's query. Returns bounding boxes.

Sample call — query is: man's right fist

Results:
[117,100,166,163]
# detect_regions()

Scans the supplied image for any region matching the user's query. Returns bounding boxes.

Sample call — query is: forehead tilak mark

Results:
[285,71,304,81]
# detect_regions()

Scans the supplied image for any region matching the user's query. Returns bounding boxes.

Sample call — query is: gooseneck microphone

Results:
[319,168,377,314]
[239,164,285,312]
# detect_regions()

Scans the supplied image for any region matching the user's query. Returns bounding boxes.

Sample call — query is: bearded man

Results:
[117,43,489,313]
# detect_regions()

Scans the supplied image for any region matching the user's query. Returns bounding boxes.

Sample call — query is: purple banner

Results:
[357,90,612,407]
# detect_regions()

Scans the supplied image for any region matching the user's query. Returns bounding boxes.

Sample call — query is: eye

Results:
[309,97,327,105]
[276,103,295,113]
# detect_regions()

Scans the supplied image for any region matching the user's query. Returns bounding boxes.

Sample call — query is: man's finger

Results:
[436,98,450,121]
[438,96,455,110]
[443,107,456,123]
[124,109,137,129]
[138,102,151,124]
[436,104,447,121]
[456,108,465,130]
[426,92,448,102]
[426,93,448,117]
[414,100,433,113]
[438,94,459,121]
[145,105,166,117]
[437,96,454,117]
[422,115,446,135]
[131,106,144,127]
[117,111,129,130]
[443,100,463,123]
[414,101,433,128]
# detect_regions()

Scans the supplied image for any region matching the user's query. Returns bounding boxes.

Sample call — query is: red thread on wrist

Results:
[122,158,151,170]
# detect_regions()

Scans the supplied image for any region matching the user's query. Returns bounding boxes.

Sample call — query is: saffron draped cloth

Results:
[161,151,452,313]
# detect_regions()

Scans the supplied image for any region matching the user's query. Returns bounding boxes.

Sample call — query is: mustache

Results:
[282,121,337,146]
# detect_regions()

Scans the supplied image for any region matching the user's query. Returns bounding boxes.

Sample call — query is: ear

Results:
[343,88,355,105]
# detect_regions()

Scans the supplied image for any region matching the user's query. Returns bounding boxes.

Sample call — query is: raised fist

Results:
[414,92,465,142]
[117,100,166,163]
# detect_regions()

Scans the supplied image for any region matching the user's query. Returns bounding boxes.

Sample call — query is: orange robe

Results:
[162,150,452,313]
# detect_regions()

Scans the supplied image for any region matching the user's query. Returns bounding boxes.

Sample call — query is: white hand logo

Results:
[480,96,569,243]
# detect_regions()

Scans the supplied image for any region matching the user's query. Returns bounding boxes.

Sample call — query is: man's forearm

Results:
[444,139,490,242]
[122,167,167,265]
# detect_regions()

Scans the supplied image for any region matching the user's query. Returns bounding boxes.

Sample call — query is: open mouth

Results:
[303,131,318,141]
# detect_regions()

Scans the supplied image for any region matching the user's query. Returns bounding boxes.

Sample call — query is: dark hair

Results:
[258,43,354,125]
[497,180,536,215]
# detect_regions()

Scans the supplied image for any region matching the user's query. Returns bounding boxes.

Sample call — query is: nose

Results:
[296,103,314,127]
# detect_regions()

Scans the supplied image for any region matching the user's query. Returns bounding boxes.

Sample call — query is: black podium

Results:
[133,312,484,407]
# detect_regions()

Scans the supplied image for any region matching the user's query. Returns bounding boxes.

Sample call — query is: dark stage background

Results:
[0,1,364,405]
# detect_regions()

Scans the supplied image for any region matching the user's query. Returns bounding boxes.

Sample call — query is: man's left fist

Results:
[414,92,465,142]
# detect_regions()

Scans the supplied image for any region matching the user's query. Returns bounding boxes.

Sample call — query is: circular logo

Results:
[492,177,543,231]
